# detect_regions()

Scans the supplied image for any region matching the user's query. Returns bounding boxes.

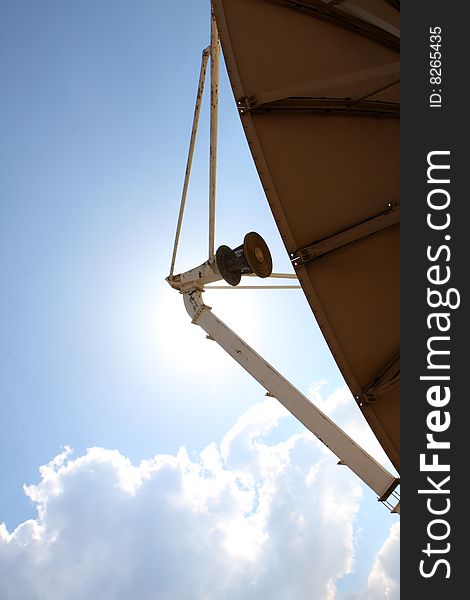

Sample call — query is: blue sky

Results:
[1,2,398,598]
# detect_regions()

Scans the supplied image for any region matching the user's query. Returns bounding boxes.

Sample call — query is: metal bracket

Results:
[358,354,400,404]
[292,202,400,265]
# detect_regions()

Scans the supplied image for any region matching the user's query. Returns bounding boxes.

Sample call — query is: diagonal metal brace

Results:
[181,286,400,512]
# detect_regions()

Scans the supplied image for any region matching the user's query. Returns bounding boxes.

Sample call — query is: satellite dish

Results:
[216,231,273,286]
[213,0,400,471]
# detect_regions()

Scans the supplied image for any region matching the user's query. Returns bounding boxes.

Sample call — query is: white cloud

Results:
[366,523,400,599]
[0,392,399,599]
[308,380,350,415]
[344,523,400,600]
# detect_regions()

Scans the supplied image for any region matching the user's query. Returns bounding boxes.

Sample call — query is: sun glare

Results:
[153,282,262,376]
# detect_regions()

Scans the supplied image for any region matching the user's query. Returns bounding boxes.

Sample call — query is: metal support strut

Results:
[180,285,400,513]
[169,47,210,278]
[209,8,219,261]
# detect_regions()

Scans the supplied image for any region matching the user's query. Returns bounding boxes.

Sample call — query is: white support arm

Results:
[208,9,219,260]
[182,287,400,512]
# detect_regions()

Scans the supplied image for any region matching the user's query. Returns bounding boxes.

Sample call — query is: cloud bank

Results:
[0,388,399,599]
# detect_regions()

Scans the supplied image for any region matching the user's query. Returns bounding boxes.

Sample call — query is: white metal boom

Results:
[167,265,399,513]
